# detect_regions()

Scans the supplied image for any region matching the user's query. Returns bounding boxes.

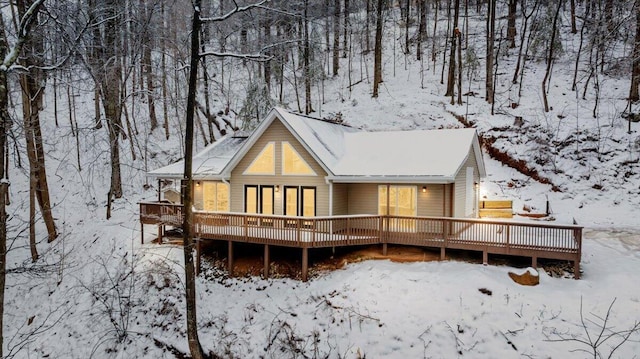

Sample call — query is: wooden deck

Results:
[139,202,583,280]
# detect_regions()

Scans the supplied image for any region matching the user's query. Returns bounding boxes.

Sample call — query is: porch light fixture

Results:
[422,186,427,193]
[195,181,201,187]
[275,185,280,192]
[474,182,479,190]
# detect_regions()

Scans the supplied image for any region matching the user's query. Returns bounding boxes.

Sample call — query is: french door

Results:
[245,185,274,225]
[284,186,316,227]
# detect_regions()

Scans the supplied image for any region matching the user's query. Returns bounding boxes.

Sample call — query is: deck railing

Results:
[139,202,582,270]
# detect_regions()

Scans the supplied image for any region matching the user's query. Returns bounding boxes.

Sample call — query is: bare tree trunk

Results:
[573,13,587,91]
[29,177,38,261]
[570,0,577,34]
[441,0,451,85]
[343,0,350,57]
[142,0,158,131]
[445,0,460,97]
[304,0,314,114]
[630,2,640,102]
[183,2,206,358]
[542,0,563,113]
[102,0,124,201]
[485,0,496,104]
[513,0,539,84]
[365,0,371,52]
[161,2,169,140]
[372,0,384,97]
[18,0,57,243]
[404,0,410,54]
[432,0,439,68]
[417,0,426,61]
[333,0,340,76]
[0,59,7,357]
[604,0,614,34]
[457,26,462,105]
[507,0,517,48]
[94,87,102,129]
[0,2,45,354]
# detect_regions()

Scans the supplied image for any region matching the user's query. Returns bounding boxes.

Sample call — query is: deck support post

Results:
[196,239,201,275]
[382,243,387,256]
[301,247,308,281]
[574,259,581,279]
[228,241,234,276]
[157,225,163,244]
[440,247,446,260]
[482,250,488,265]
[531,256,537,269]
[141,223,144,244]
[263,245,270,278]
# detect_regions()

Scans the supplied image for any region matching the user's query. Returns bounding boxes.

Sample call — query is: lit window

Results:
[244,142,275,175]
[282,142,315,175]
[203,182,230,211]
[379,185,417,231]
[378,185,416,216]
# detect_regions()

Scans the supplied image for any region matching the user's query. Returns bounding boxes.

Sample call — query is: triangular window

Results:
[244,142,275,175]
[282,142,316,175]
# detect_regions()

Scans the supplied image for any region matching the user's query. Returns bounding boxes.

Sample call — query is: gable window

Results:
[244,142,275,175]
[282,142,316,175]
[203,182,229,212]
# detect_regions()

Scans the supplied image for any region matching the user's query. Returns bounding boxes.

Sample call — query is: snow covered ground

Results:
[4,6,640,359]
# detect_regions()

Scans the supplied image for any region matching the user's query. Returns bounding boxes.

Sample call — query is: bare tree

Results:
[183,0,205,357]
[333,0,340,76]
[372,0,384,97]
[630,1,640,103]
[17,0,58,244]
[507,0,517,48]
[486,0,496,104]
[542,0,563,113]
[0,2,46,356]
[445,0,461,99]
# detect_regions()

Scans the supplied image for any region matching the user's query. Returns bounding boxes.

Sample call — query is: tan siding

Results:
[347,183,446,216]
[417,184,446,217]
[229,118,329,215]
[347,183,378,214]
[332,183,349,215]
[453,146,480,218]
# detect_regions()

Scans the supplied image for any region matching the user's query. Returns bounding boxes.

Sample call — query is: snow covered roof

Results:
[148,107,486,182]
[328,128,483,181]
[147,135,248,179]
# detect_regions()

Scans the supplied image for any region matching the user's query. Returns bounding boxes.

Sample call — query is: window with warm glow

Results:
[245,142,275,175]
[203,182,229,211]
[282,142,315,175]
[378,185,417,216]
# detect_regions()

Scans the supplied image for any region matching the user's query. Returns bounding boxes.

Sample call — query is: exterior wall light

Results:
[275,185,280,192]
[422,186,427,193]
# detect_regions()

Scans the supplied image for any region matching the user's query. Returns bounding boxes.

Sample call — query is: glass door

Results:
[301,187,316,227]
[245,185,259,225]
[284,186,298,227]
[260,185,274,226]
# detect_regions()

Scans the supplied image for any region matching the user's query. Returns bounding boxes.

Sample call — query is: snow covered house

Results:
[148,107,486,219]
[141,107,582,280]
